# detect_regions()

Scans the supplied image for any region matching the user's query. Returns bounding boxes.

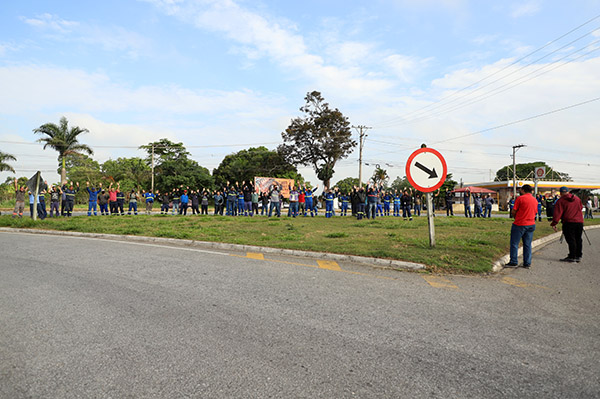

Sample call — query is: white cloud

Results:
[20,13,149,58]
[510,1,543,18]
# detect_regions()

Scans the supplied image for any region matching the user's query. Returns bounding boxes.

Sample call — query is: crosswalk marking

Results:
[316,260,342,271]
[423,275,458,289]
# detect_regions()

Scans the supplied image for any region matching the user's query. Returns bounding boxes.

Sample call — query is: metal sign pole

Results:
[426,192,435,247]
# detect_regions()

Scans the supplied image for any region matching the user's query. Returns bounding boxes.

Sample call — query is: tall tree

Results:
[278,91,356,189]
[102,157,151,189]
[0,151,16,173]
[371,166,389,187]
[334,177,359,194]
[33,116,93,185]
[212,146,301,187]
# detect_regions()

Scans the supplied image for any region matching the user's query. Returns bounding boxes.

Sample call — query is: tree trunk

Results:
[61,157,66,185]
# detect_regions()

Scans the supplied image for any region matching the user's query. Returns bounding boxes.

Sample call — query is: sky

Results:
[1,0,599,187]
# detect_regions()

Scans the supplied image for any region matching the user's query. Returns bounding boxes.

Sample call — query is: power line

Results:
[373,14,600,128]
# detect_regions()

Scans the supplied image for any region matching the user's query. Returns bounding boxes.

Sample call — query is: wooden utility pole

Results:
[352,125,371,188]
[151,144,155,192]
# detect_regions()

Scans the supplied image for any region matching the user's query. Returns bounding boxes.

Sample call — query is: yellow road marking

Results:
[423,275,458,289]
[317,260,342,271]
[246,252,264,260]
[501,277,548,289]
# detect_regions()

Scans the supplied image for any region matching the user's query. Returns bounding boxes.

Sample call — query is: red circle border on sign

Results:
[405,147,448,193]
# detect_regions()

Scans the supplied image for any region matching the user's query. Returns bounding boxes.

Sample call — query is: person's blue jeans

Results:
[290,202,299,217]
[268,202,281,217]
[128,202,138,215]
[367,202,377,219]
[414,204,421,217]
[304,199,313,216]
[510,224,536,265]
[226,200,235,216]
[172,202,179,215]
[484,205,492,218]
[464,203,472,218]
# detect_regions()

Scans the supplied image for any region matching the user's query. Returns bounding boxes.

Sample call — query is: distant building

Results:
[463,180,600,211]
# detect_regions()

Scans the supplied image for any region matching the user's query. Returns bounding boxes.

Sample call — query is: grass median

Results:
[2,214,597,273]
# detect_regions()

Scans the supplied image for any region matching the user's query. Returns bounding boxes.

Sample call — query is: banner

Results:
[254,177,295,198]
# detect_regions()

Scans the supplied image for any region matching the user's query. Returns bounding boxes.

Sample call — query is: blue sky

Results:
[1,0,599,186]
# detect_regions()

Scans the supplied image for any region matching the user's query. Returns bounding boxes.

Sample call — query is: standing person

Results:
[382,191,392,217]
[463,189,472,218]
[144,189,155,215]
[214,191,224,215]
[551,187,584,263]
[339,192,350,216]
[298,189,305,217]
[366,184,378,219]
[506,184,538,268]
[289,185,300,217]
[201,191,209,215]
[251,189,259,216]
[98,189,110,216]
[356,186,366,220]
[108,183,118,215]
[60,187,67,216]
[445,190,454,216]
[268,183,281,217]
[159,190,171,215]
[37,184,48,220]
[171,187,181,215]
[86,181,102,216]
[393,191,401,217]
[243,182,254,216]
[536,194,544,222]
[180,189,189,215]
[259,191,269,216]
[473,194,482,218]
[585,197,593,219]
[62,181,79,217]
[190,190,200,215]
[237,186,245,216]
[413,192,422,217]
[401,190,413,221]
[484,194,494,218]
[303,185,318,217]
[545,192,555,222]
[49,185,61,217]
[225,185,237,216]
[13,178,26,218]
[116,187,126,215]
[127,189,139,215]
[323,188,336,218]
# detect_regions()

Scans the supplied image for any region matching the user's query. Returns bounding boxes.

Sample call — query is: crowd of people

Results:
[11,178,596,225]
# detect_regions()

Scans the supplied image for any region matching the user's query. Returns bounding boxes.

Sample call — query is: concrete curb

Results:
[0,227,425,271]
[493,224,600,272]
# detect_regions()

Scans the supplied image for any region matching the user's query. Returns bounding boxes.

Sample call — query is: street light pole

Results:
[512,144,525,198]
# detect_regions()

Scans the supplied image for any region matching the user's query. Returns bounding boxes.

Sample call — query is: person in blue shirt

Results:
[382,191,392,216]
[393,191,401,217]
[180,189,189,215]
[536,193,544,221]
[339,192,350,216]
[144,190,155,215]
[323,187,338,218]
[366,184,379,219]
[303,185,318,217]
[86,181,103,216]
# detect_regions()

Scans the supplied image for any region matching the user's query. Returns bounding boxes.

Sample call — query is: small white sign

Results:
[535,166,546,179]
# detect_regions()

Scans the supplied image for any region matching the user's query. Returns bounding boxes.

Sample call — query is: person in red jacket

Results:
[506,184,538,268]
[551,186,584,262]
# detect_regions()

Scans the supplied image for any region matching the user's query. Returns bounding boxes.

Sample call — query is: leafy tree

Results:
[0,151,16,173]
[33,116,93,184]
[278,91,356,189]
[102,157,151,189]
[390,176,412,193]
[59,153,102,185]
[213,146,301,187]
[495,161,570,181]
[333,177,359,194]
[141,139,213,192]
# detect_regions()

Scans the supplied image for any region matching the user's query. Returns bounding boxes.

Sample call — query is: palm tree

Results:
[0,151,17,173]
[33,116,93,184]
[372,166,389,186]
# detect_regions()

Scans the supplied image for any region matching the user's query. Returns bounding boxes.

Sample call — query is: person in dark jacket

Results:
[62,181,79,217]
[356,187,367,220]
[551,187,584,262]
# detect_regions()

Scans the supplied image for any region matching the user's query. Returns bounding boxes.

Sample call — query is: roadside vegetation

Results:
[3,214,597,273]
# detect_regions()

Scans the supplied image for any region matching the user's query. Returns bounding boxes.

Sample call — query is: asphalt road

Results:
[1,229,598,398]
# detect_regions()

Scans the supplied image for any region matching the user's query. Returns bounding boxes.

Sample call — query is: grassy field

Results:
[4,213,597,273]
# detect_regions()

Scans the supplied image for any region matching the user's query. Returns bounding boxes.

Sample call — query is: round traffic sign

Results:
[405,147,447,192]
